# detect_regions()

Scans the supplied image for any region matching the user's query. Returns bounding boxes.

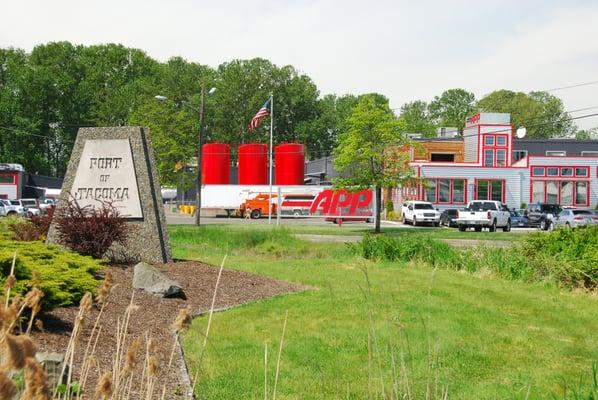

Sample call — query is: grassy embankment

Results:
[172,225,598,399]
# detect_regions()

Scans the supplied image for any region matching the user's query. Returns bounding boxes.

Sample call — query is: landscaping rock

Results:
[133,262,182,297]
[36,351,66,389]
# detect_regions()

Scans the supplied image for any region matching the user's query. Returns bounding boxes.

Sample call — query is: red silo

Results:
[238,143,268,185]
[202,143,230,184]
[275,143,305,185]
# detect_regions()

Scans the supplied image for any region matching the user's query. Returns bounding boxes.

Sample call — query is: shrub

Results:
[352,234,464,269]
[385,200,394,213]
[520,202,527,210]
[9,207,54,241]
[518,226,598,289]
[0,236,102,309]
[386,210,401,221]
[54,200,130,259]
[353,226,598,290]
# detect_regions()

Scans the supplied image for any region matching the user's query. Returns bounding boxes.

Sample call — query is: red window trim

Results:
[422,178,468,205]
[531,167,545,177]
[532,165,590,178]
[483,134,508,147]
[575,166,589,177]
[529,179,590,206]
[546,167,559,177]
[474,179,506,203]
[482,148,507,167]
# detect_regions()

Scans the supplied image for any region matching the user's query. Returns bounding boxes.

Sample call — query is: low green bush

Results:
[0,235,103,309]
[519,226,598,289]
[354,234,465,269]
[353,226,598,290]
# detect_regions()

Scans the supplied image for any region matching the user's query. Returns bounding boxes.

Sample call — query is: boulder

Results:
[133,262,182,297]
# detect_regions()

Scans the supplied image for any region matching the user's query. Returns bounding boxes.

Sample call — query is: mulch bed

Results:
[32,261,305,399]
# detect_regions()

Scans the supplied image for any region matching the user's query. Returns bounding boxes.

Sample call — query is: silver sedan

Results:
[552,209,594,229]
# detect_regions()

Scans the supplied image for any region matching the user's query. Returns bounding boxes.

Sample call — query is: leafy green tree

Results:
[429,88,476,132]
[477,90,574,138]
[398,100,436,137]
[79,43,162,126]
[575,127,598,140]
[129,96,199,187]
[211,58,319,147]
[528,91,575,138]
[295,94,358,159]
[333,95,415,233]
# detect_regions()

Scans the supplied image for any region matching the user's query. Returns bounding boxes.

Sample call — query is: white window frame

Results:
[546,151,566,156]
[581,151,598,157]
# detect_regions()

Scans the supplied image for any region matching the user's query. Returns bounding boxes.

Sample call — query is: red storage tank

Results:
[202,143,230,184]
[275,143,305,185]
[238,143,268,184]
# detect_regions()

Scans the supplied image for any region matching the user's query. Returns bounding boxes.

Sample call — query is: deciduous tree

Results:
[477,90,574,138]
[429,88,476,132]
[333,94,416,233]
[398,100,436,137]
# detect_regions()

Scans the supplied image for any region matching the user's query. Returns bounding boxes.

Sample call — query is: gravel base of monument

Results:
[32,261,306,399]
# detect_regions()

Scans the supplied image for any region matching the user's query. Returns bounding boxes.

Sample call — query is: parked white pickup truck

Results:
[456,200,511,232]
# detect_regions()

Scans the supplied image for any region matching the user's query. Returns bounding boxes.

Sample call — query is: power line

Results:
[545,80,598,92]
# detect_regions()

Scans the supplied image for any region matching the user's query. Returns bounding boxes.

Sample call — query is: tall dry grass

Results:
[0,252,224,400]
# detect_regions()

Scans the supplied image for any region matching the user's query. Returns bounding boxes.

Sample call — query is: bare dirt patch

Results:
[32,261,305,399]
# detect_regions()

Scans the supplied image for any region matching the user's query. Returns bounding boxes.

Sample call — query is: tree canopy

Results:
[0,41,582,183]
[333,94,415,232]
[477,90,575,139]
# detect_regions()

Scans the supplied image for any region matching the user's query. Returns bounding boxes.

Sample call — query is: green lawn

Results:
[173,225,597,399]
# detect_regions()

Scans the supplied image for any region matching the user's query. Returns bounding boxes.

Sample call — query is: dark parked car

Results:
[509,210,529,228]
[440,209,460,227]
[524,203,562,230]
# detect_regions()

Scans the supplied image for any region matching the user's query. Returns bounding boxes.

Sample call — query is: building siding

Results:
[419,166,526,209]
[463,126,478,162]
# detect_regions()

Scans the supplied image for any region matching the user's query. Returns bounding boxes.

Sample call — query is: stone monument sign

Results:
[48,127,172,263]
[71,139,143,218]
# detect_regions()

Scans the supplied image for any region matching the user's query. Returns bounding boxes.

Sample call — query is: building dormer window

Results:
[482,134,509,166]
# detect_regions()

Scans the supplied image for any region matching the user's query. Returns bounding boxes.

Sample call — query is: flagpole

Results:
[268,94,274,225]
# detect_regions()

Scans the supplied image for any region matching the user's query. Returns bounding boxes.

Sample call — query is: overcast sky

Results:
[2,0,598,129]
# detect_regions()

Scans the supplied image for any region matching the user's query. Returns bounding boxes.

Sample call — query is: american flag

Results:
[248,98,270,132]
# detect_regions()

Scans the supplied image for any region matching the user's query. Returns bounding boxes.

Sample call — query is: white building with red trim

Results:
[400,113,598,209]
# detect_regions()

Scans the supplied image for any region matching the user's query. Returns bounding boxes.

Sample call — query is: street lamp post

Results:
[196,85,206,226]
[155,86,216,226]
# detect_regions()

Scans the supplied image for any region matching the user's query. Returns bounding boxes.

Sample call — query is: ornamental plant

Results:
[54,199,130,260]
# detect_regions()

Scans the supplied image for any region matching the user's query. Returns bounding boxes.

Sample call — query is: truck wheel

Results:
[458,225,466,232]
[402,215,407,224]
[489,220,497,232]
[251,209,261,219]
[474,226,482,232]
[502,219,511,232]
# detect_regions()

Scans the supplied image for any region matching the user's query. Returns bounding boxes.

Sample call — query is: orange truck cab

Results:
[241,193,277,219]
